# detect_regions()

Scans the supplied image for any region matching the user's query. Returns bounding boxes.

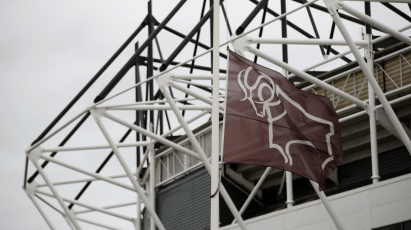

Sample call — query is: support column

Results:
[211,0,220,229]
[281,0,288,65]
[149,125,156,230]
[147,1,154,130]
[364,2,380,184]
[135,41,142,230]
[135,190,141,230]
[281,0,288,78]
[286,171,294,208]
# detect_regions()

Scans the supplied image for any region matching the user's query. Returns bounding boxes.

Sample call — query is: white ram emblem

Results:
[237,66,335,169]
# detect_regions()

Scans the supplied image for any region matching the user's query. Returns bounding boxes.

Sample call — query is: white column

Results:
[286,171,294,208]
[135,161,141,230]
[149,125,156,230]
[135,147,142,230]
[134,196,141,230]
[211,0,220,229]
[366,34,380,184]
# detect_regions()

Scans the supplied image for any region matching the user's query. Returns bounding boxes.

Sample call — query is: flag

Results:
[222,50,343,191]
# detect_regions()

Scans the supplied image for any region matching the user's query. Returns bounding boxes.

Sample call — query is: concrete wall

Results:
[220,173,411,230]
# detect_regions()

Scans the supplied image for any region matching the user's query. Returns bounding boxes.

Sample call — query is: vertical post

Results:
[281,0,293,205]
[135,196,141,230]
[365,2,380,184]
[135,41,143,230]
[368,42,379,184]
[281,0,288,64]
[135,180,141,230]
[135,42,142,169]
[209,0,214,76]
[211,0,220,229]
[149,125,156,230]
[399,55,403,87]
[286,171,294,208]
[281,0,288,78]
[148,1,154,129]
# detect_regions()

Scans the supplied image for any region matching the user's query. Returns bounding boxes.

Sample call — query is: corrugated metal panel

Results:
[339,154,373,188]
[379,147,411,181]
[155,167,210,230]
[339,146,411,189]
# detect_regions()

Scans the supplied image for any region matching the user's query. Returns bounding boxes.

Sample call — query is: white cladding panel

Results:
[220,174,411,230]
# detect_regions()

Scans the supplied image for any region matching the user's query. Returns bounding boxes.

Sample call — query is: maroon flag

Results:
[222,50,343,191]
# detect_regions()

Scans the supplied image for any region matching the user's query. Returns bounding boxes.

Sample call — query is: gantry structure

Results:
[23,0,411,229]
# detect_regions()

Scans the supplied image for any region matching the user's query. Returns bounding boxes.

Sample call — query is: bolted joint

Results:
[154,71,174,93]
[323,0,344,15]
[231,35,251,57]
[27,146,44,164]
[89,106,107,123]
[24,181,38,197]
[365,34,374,59]
[366,49,374,59]
[364,102,371,115]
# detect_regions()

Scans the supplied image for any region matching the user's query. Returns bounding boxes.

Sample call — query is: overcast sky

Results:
[1,0,410,229]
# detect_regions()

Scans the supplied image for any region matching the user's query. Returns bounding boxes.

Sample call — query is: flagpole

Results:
[211,0,220,229]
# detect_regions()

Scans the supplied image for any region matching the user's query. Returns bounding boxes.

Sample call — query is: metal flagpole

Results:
[211,0,220,228]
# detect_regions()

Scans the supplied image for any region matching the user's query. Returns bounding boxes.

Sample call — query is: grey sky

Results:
[1,0,410,229]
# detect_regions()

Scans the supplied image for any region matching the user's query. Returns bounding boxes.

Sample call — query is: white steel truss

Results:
[24,0,411,229]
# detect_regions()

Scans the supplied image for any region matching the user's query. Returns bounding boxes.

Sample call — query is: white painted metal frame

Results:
[24,0,411,229]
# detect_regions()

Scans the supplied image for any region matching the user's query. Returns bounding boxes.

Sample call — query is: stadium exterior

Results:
[23,1,411,229]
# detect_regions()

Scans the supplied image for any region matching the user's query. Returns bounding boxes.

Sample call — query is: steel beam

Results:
[94,0,187,103]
